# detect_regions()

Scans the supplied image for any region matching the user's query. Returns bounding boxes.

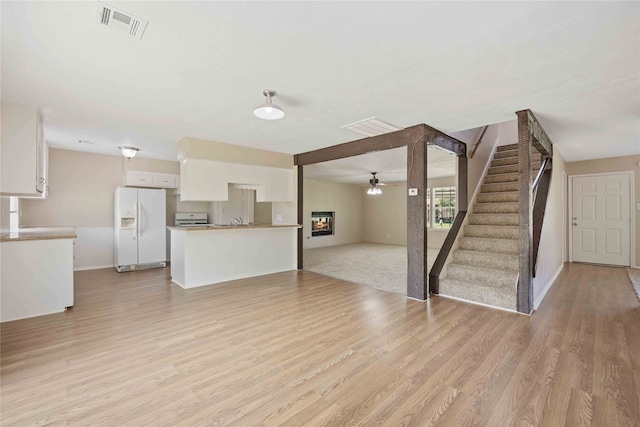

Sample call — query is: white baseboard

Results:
[633,264,640,270]
[534,263,564,310]
[74,264,114,272]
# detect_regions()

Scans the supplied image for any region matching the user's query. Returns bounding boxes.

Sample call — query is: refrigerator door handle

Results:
[138,202,142,237]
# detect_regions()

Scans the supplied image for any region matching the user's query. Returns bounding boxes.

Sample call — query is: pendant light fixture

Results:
[253,89,285,120]
[367,172,382,195]
[118,146,139,158]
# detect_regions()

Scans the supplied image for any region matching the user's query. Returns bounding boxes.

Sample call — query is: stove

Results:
[175,212,208,227]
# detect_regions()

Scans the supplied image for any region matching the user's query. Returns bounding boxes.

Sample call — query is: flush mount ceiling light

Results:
[253,89,285,120]
[118,146,139,158]
[367,172,382,195]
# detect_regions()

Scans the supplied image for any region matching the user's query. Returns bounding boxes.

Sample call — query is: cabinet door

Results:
[0,101,38,195]
[126,171,154,187]
[152,174,177,188]
[181,158,229,201]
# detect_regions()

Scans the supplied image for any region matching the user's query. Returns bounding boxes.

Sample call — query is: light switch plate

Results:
[408,188,418,196]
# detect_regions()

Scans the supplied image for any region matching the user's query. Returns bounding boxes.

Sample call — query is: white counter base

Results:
[170,227,297,289]
[1,238,74,322]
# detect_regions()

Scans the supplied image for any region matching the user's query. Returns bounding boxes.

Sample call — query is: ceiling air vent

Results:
[96,2,148,40]
[341,117,403,137]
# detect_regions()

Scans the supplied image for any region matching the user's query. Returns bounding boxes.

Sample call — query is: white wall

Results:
[363,182,407,245]
[533,152,567,308]
[303,179,364,249]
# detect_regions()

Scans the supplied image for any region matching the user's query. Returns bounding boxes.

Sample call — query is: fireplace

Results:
[311,211,334,236]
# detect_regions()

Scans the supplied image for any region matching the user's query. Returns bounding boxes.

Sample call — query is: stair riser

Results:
[493,150,518,160]
[459,237,519,254]
[468,214,519,226]
[477,192,518,203]
[496,144,518,152]
[465,225,519,239]
[491,153,542,168]
[481,182,518,193]
[474,202,519,214]
[439,279,517,311]
[484,173,518,184]
[453,250,519,271]
[487,163,541,175]
[447,264,517,287]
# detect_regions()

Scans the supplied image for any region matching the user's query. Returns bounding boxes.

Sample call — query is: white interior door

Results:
[137,188,167,264]
[571,173,630,266]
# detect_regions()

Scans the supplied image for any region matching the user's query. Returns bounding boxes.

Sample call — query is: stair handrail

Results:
[428,210,466,293]
[532,157,550,191]
[532,156,552,277]
[469,126,488,159]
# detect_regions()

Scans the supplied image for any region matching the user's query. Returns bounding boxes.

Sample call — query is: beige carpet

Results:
[627,267,640,302]
[303,242,440,295]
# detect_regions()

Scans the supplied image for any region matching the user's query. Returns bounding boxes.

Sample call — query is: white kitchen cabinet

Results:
[180,158,293,202]
[1,101,48,197]
[126,170,178,189]
[152,174,177,188]
[1,237,74,322]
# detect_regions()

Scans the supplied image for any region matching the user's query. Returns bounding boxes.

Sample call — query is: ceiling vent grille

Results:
[341,117,403,137]
[96,2,148,40]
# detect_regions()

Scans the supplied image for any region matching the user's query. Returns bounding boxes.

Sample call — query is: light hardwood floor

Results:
[1,263,639,426]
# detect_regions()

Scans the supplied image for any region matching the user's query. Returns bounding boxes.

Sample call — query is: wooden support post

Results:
[516,110,533,314]
[297,165,303,270]
[407,136,428,300]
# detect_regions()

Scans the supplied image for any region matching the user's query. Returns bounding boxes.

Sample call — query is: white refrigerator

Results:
[114,187,167,272]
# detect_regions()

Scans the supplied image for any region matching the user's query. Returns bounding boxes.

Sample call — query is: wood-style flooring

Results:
[1,263,639,426]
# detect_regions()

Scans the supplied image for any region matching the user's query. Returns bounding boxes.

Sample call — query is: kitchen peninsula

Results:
[169,223,301,289]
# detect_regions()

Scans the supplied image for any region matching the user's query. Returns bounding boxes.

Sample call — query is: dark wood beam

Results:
[516,110,533,314]
[517,109,553,157]
[294,124,466,166]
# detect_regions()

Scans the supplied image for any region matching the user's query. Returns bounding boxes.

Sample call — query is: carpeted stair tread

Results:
[465,225,518,239]
[474,201,519,214]
[453,249,519,270]
[459,236,519,254]
[484,172,519,184]
[477,191,519,203]
[468,213,519,226]
[446,263,518,288]
[439,278,517,311]
[481,182,519,193]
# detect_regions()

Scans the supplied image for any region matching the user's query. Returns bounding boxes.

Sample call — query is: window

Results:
[426,187,456,229]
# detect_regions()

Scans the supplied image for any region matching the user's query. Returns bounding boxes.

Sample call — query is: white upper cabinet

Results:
[180,158,293,202]
[1,101,48,197]
[126,170,178,189]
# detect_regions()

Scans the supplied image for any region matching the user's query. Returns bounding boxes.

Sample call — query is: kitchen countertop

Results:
[168,223,302,231]
[0,226,77,242]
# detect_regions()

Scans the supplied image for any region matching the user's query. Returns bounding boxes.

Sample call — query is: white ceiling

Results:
[1,2,638,162]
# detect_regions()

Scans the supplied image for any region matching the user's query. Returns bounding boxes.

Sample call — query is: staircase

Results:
[439,144,542,311]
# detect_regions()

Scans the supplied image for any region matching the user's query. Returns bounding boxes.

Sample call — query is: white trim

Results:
[568,171,634,267]
[563,171,567,263]
[74,264,114,271]
[534,263,564,310]
[436,293,524,315]
[407,296,428,302]
[469,137,500,205]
